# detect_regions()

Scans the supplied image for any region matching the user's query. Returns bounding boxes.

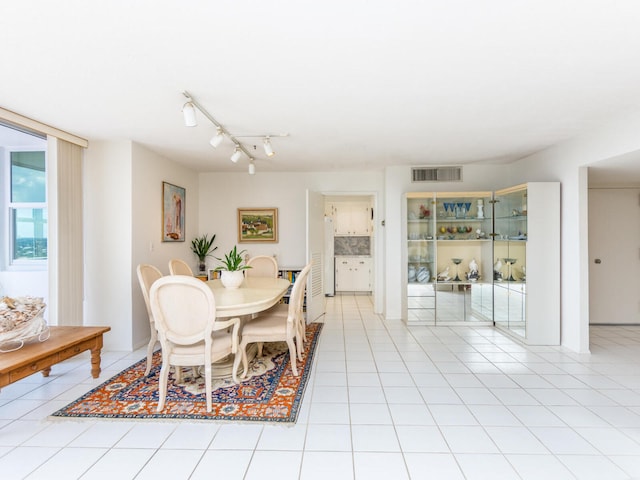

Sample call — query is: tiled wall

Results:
[335,236,370,255]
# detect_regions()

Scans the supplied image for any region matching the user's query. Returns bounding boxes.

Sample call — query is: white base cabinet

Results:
[335,257,372,292]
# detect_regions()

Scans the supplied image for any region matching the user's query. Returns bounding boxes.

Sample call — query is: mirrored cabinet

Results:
[404,192,494,326]
[493,183,560,344]
[403,183,560,345]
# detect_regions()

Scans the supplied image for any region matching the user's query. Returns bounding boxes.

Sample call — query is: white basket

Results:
[0,297,50,353]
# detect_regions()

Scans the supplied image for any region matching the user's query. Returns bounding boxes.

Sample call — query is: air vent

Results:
[412,166,462,182]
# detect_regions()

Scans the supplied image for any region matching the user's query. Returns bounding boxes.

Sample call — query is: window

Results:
[8,150,47,263]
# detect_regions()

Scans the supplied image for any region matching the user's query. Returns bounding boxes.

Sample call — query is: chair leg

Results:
[145,331,157,376]
[232,350,241,384]
[287,338,299,376]
[204,362,213,413]
[157,362,170,412]
[297,319,306,354]
[240,341,250,378]
[257,341,264,357]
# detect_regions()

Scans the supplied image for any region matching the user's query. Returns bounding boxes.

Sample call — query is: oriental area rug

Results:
[52,322,323,424]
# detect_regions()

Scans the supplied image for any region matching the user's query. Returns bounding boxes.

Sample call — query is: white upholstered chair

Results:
[260,261,312,356]
[245,255,278,278]
[168,258,194,276]
[149,275,241,412]
[239,262,312,377]
[136,264,163,375]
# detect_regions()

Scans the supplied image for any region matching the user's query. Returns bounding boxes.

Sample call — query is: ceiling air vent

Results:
[412,166,462,183]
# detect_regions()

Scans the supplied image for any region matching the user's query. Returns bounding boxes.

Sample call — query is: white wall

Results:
[84,141,198,351]
[131,142,199,349]
[508,111,640,353]
[198,171,384,310]
[383,164,510,321]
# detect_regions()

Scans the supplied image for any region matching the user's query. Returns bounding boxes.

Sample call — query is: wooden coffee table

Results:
[0,326,110,392]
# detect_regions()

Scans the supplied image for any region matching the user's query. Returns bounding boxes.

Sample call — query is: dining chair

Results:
[168,258,194,276]
[245,255,278,278]
[238,261,312,377]
[260,261,312,356]
[149,275,241,412]
[136,264,163,375]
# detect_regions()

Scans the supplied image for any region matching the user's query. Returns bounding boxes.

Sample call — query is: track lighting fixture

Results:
[263,136,275,157]
[230,145,242,163]
[182,101,197,127]
[209,127,224,148]
[181,91,289,174]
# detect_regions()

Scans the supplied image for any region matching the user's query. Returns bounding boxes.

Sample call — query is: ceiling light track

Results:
[182,90,288,173]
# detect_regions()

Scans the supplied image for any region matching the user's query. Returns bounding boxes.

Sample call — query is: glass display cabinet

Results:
[404,183,559,344]
[404,191,493,325]
[493,185,528,336]
[405,193,436,324]
[434,192,494,324]
[493,183,560,344]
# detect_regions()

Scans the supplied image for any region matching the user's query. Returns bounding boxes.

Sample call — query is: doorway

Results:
[324,194,376,299]
[588,187,640,324]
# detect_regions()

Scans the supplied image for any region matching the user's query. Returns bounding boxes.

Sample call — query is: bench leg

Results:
[41,367,52,377]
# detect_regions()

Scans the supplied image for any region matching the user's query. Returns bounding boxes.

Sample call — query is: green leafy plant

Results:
[215,245,252,271]
[190,234,217,262]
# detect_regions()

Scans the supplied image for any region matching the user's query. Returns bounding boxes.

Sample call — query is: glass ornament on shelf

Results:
[451,258,463,281]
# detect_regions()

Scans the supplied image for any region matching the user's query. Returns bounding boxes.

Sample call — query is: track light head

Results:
[248,159,256,175]
[230,145,242,163]
[182,102,197,127]
[263,136,275,157]
[209,127,224,148]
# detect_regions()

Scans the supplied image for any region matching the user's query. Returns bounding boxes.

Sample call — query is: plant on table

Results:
[215,245,252,272]
[215,246,252,288]
[190,233,217,274]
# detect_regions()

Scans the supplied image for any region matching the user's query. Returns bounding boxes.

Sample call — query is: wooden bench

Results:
[0,326,111,392]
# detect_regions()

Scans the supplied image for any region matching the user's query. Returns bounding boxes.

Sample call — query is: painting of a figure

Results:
[162,182,185,242]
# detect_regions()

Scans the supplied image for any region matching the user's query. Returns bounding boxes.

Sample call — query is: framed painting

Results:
[238,208,278,243]
[162,181,185,242]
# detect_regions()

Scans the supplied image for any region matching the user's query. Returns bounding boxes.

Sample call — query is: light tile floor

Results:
[1,295,640,479]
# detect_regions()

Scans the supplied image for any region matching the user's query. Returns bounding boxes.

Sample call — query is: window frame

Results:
[4,146,48,269]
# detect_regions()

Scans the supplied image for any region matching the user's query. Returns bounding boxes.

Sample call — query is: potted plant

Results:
[215,245,252,289]
[190,233,217,274]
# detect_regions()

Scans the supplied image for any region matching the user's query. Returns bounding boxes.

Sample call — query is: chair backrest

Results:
[136,264,163,322]
[168,259,194,276]
[245,255,278,278]
[149,275,217,346]
[286,261,313,318]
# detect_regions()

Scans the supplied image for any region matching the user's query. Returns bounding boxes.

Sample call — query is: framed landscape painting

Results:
[162,181,185,242]
[238,208,278,243]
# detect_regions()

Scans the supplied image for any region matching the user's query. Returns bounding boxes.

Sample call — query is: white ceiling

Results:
[2,1,640,179]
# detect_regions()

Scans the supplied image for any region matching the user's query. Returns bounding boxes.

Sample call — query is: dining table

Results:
[203,276,291,379]
[207,276,291,317]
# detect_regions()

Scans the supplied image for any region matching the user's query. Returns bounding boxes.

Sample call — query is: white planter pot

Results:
[220,270,244,289]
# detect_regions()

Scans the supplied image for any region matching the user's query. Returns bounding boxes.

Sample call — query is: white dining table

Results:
[204,276,291,380]
[206,277,291,317]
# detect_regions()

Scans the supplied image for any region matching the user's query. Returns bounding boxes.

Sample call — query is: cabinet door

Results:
[349,205,371,235]
[353,258,372,291]
[334,206,352,235]
[335,258,351,290]
[334,203,371,235]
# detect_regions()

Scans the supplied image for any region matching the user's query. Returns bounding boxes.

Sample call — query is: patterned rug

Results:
[52,322,323,423]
